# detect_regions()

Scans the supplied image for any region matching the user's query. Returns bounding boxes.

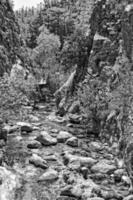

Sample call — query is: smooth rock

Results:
[38,169,58,182]
[42,155,57,161]
[91,160,116,174]
[16,122,33,132]
[36,131,57,146]
[57,131,72,143]
[47,113,67,123]
[66,137,78,147]
[63,151,97,167]
[29,154,48,169]
[27,140,41,149]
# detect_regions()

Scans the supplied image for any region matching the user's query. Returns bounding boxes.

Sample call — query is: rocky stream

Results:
[0,101,131,200]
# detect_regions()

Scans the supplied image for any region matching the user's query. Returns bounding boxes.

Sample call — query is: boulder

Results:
[16,122,33,132]
[63,151,97,167]
[38,169,58,182]
[91,160,116,174]
[36,131,57,146]
[29,154,48,169]
[47,113,67,123]
[66,137,79,147]
[42,155,57,161]
[57,131,72,143]
[27,140,41,149]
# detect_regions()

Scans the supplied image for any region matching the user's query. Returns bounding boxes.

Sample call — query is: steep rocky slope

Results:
[0,0,21,76]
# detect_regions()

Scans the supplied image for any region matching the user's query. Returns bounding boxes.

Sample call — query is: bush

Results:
[0,67,40,121]
[0,73,28,121]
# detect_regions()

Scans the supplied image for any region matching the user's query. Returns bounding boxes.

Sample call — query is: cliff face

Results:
[88,0,133,75]
[0,0,21,76]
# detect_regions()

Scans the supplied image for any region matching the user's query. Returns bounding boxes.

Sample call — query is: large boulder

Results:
[66,137,79,147]
[29,154,48,169]
[57,131,72,143]
[91,159,116,174]
[38,169,58,182]
[63,151,97,168]
[36,131,57,146]
[27,140,41,149]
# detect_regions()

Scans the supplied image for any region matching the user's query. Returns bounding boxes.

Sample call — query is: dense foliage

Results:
[0,0,133,141]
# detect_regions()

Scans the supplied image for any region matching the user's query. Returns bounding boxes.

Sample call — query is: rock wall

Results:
[89,0,133,74]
